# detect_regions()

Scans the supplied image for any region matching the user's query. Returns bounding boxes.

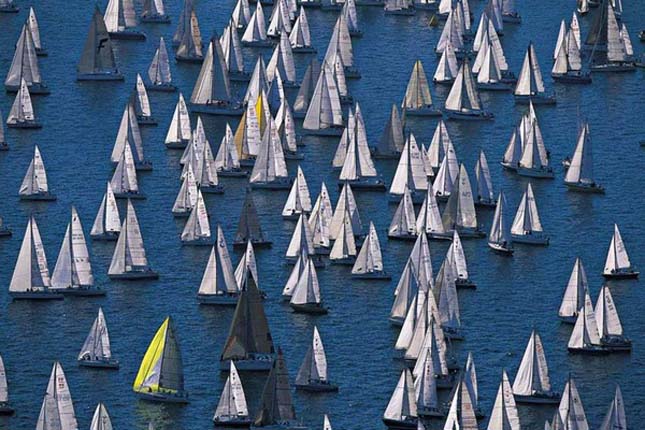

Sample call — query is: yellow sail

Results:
[133,317,170,393]
[234,111,248,159]
[255,93,265,136]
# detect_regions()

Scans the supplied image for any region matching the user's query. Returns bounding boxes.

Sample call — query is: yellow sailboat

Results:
[133,316,189,403]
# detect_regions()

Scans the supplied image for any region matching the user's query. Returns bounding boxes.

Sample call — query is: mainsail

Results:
[254,349,297,426]
[78,308,113,362]
[9,216,51,293]
[296,327,329,385]
[198,226,238,295]
[215,362,249,420]
[108,200,151,275]
[78,7,120,76]
[35,362,78,430]
[50,207,94,289]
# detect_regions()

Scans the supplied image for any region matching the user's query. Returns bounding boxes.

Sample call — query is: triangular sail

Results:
[51,207,94,289]
[215,362,249,419]
[512,330,551,396]
[254,349,296,426]
[108,200,150,275]
[9,216,50,293]
[78,308,112,361]
[199,226,238,295]
[78,7,119,75]
[36,362,78,430]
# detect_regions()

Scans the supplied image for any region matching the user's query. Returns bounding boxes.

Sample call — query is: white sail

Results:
[104,0,138,32]
[391,134,428,196]
[135,74,152,118]
[352,221,384,275]
[475,151,494,203]
[214,123,240,171]
[559,258,589,319]
[290,257,322,305]
[191,38,234,105]
[290,7,312,49]
[427,121,451,173]
[436,260,460,331]
[434,42,459,82]
[148,37,172,85]
[296,327,328,384]
[173,165,199,215]
[28,7,43,51]
[242,2,268,43]
[389,188,417,237]
[92,182,121,237]
[283,166,312,217]
[559,377,589,430]
[408,233,434,292]
[441,164,478,232]
[568,291,602,349]
[330,183,361,239]
[403,61,434,111]
[0,355,8,404]
[286,214,315,259]
[220,22,245,75]
[431,140,459,198]
[10,216,50,293]
[515,43,546,96]
[414,339,439,411]
[165,93,192,146]
[330,210,357,261]
[108,200,150,275]
[487,371,520,430]
[267,32,297,84]
[198,226,237,295]
[303,62,343,132]
[215,362,249,419]
[511,183,543,235]
[78,308,113,361]
[250,118,288,184]
[464,353,479,408]
[309,183,333,250]
[8,79,36,124]
[110,143,139,195]
[5,23,42,88]
[235,241,259,290]
[443,376,478,430]
[182,190,211,242]
[565,123,595,185]
[89,403,113,430]
[111,102,145,164]
[413,316,449,378]
[51,207,94,289]
[595,284,623,338]
[267,0,291,37]
[450,231,469,280]
[604,224,632,274]
[416,188,445,236]
[19,146,49,196]
[554,20,567,60]
[445,59,482,113]
[488,191,511,246]
[391,262,418,321]
[437,10,464,54]
[512,330,552,396]
[384,369,417,421]
[232,0,251,29]
[324,14,354,69]
[339,103,378,181]
[36,362,78,430]
[599,386,626,430]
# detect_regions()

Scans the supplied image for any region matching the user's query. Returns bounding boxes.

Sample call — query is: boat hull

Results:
[213,417,253,428]
[602,270,639,279]
[7,120,42,129]
[384,8,416,15]
[516,166,554,178]
[590,63,636,73]
[181,237,214,246]
[108,270,159,280]
[445,109,494,120]
[140,14,171,23]
[230,71,252,82]
[559,315,577,324]
[136,391,190,404]
[511,233,549,245]
[292,46,317,54]
[0,5,19,12]
[351,271,392,280]
[488,242,514,255]
[338,179,386,190]
[601,336,632,352]
[567,346,610,355]
[388,232,418,241]
[5,83,50,94]
[0,404,14,415]
[329,256,356,265]
[290,303,328,314]
[137,115,157,126]
[146,83,177,92]
[455,279,476,289]
[78,359,120,369]
[76,72,124,81]
[303,126,344,137]
[513,392,561,405]
[389,316,404,327]
[201,185,225,194]
[514,94,556,105]
[502,13,521,23]
[113,192,146,199]
[109,30,146,40]
[10,290,64,300]
[91,232,119,241]
[175,54,204,63]
[19,192,57,201]
[56,287,106,297]
[403,106,442,116]
[233,240,272,249]
[417,407,445,418]
[241,40,274,48]
[217,169,249,177]
[190,103,244,116]
[552,73,592,84]
[344,67,361,79]
[220,357,274,371]
[475,199,497,208]
[477,81,513,91]
[0,229,12,237]
[382,418,417,430]
[564,182,605,193]
[250,180,292,190]
[294,381,339,392]
[197,293,239,305]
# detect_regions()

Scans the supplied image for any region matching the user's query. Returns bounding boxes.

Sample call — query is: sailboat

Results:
[133,75,156,125]
[426,120,452,177]
[111,145,144,199]
[389,134,428,203]
[384,0,416,15]
[436,8,465,57]
[78,308,119,368]
[172,165,198,217]
[445,59,494,120]
[221,275,275,370]
[50,207,101,296]
[293,58,321,118]
[552,25,591,83]
[511,183,549,245]
[488,191,513,254]
[19,146,54,200]
[0,0,18,13]
[416,187,446,240]
[89,403,113,430]
[232,0,252,30]
[165,94,192,148]
[175,7,203,62]
[141,0,170,22]
[501,124,522,171]
[282,166,312,219]
[267,0,291,39]
[352,221,390,279]
[235,239,260,291]
[77,6,123,80]
[5,23,49,94]
[487,371,521,430]
[441,165,485,238]
[181,190,212,245]
[567,290,607,354]
[216,123,247,176]
[108,200,158,280]
[290,257,327,313]
[559,258,589,324]
[221,23,250,83]
[250,118,291,189]
[7,78,40,128]
[588,1,635,72]
[443,374,478,430]
[595,284,631,351]
[514,43,556,104]
[36,362,78,429]
[234,189,272,248]
[9,216,63,300]
[0,355,13,415]
[435,260,463,339]
[599,386,627,430]
[475,40,513,91]
[474,151,495,207]
[303,62,344,136]
[309,183,334,255]
[267,32,298,88]
[329,209,358,265]
[414,340,444,417]
[133,316,189,402]
[147,38,175,91]
[389,187,418,240]
[383,369,418,429]
[295,327,338,391]
[242,2,272,47]
[91,182,121,240]
[104,0,146,39]
[286,214,321,266]
[0,216,11,237]
[325,14,360,78]
[254,348,306,430]
[603,224,638,278]
[190,37,243,115]
[402,61,440,115]
[564,122,604,193]
[290,7,316,53]
[213,362,252,427]
[558,376,590,430]
[111,101,151,170]
[373,105,405,159]
[512,330,560,404]
[517,107,553,178]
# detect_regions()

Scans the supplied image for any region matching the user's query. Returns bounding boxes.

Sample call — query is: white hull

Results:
[517,166,554,178]
[511,233,549,245]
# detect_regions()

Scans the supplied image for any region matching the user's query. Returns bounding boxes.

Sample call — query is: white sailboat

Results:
[190,37,243,115]
[431,140,459,201]
[290,7,315,53]
[293,58,321,118]
[215,123,246,176]
[552,24,591,84]
[141,0,170,22]
[402,61,441,116]
[488,191,513,254]
[436,9,465,57]
[389,187,418,240]
[435,259,463,339]
[6,78,41,128]
[181,190,212,245]
[443,375,478,430]
[595,284,631,351]
[324,14,360,78]
[234,189,272,248]
[89,403,113,430]
[448,231,474,287]
[295,327,338,391]
[517,109,553,178]
[4,22,49,94]
[329,210,357,265]
[235,239,259,290]
[285,214,319,266]
[172,0,194,46]
[232,0,251,30]
[501,123,523,171]
[0,355,13,415]
[588,1,635,73]
[384,0,416,15]
[290,257,327,313]
[197,225,240,304]
[352,221,390,279]
[514,43,556,104]
[175,7,203,62]
[213,362,252,427]
[28,7,47,55]
[111,101,151,170]
[19,145,55,200]
[599,386,627,430]
[487,371,521,430]
[165,93,192,149]
[474,151,495,207]
[104,0,146,40]
[108,199,158,279]
[441,165,484,238]
[409,232,434,292]
[147,37,175,91]
[242,2,272,47]
[267,32,298,87]
[309,183,334,255]
[303,62,344,136]
[567,290,606,354]
[35,362,78,430]
[78,308,119,368]
[445,59,493,120]
[512,330,560,404]
[77,6,123,80]
[426,120,452,176]
[91,182,121,240]
[511,183,549,245]
[416,188,446,239]
[276,99,302,160]
[133,74,156,125]
[603,224,638,278]
[9,216,62,300]
[383,369,418,429]
[330,183,362,239]
[172,165,198,217]
[267,0,291,38]
[390,134,428,203]
[250,118,291,189]
[283,166,312,219]
[221,21,250,82]
[415,339,444,417]
[133,316,189,403]
[50,207,101,296]
[559,258,589,324]
[111,144,144,199]
[558,376,590,430]
[564,122,604,193]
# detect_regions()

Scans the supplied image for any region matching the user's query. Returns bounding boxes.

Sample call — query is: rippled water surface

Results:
[0,0,644,429]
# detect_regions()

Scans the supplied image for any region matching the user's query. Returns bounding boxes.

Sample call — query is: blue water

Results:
[0,0,644,429]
